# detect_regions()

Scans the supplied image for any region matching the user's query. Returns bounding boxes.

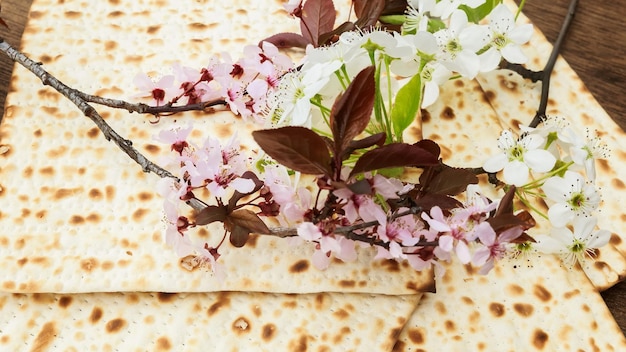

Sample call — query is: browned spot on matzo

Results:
[58,296,72,308]
[262,323,276,341]
[489,302,505,317]
[81,258,99,272]
[533,284,552,302]
[207,294,231,316]
[31,322,56,351]
[513,303,534,317]
[533,329,549,349]
[289,259,309,273]
[90,307,103,323]
[157,292,176,303]
[105,318,126,333]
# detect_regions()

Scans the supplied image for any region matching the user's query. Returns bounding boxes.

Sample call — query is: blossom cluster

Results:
[484,116,610,266]
[155,127,527,275]
[134,42,294,122]
[137,0,612,277]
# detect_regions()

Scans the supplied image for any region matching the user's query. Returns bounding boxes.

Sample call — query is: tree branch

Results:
[74,90,227,116]
[528,0,579,128]
[498,0,579,129]
[0,38,177,180]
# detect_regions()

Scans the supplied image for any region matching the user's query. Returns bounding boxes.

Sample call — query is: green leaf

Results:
[252,127,332,176]
[459,0,503,23]
[427,18,446,33]
[379,15,406,25]
[390,73,422,142]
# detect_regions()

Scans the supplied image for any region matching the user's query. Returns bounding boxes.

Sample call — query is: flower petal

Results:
[502,160,529,186]
[524,149,556,173]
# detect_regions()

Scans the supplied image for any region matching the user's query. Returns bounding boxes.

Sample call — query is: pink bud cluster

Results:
[134,42,295,122]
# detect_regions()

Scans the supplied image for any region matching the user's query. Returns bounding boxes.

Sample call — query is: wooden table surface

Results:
[1,0,625,335]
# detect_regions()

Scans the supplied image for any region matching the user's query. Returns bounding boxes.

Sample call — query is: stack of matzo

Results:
[0,0,625,350]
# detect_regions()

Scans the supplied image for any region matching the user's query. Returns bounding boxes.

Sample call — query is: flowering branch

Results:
[1,0,612,276]
[0,38,177,180]
[75,91,228,116]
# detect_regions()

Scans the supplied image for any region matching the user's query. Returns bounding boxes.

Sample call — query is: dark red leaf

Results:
[342,132,387,160]
[350,143,439,178]
[509,232,536,244]
[227,209,270,235]
[487,211,536,234]
[381,0,409,16]
[495,186,516,218]
[347,178,373,195]
[300,0,336,46]
[354,0,385,28]
[420,164,478,196]
[330,66,376,156]
[260,32,310,49]
[318,21,356,46]
[353,0,367,17]
[349,132,386,151]
[413,193,463,213]
[229,225,251,248]
[253,127,332,176]
[413,139,440,159]
[195,205,228,226]
[228,171,264,211]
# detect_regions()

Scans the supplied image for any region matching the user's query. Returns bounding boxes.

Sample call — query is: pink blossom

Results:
[334,188,387,225]
[133,73,178,106]
[422,206,472,264]
[371,174,409,199]
[472,222,522,274]
[283,0,303,16]
[162,200,196,256]
[262,165,311,224]
[297,222,357,270]
[154,123,193,155]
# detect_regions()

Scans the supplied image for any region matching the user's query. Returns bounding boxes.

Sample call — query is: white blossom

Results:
[542,171,600,227]
[479,4,533,71]
[433,10,489,79]
[483,130,556,186]
[534,216,610,267]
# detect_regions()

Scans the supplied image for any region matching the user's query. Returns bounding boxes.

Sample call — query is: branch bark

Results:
[528,0,579,128]
[0,38,177,180]
[75,90,227,115]
[498,0,579,129]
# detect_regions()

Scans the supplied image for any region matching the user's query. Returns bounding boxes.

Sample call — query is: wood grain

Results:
[1,0,624,335]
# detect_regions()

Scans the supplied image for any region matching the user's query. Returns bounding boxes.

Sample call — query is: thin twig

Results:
[75,91,227,115]
[499,61,543,82]
[0,38,177,180]
[528,0,579,128]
